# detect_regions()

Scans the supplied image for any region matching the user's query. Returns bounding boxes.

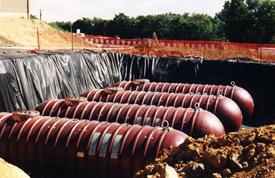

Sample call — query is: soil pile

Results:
[136,125,275,178]
[0,17,93,49]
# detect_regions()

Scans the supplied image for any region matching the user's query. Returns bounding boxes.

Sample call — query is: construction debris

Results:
[135,125,275,178]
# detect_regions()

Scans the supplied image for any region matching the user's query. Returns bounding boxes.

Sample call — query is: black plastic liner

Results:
[0,51,274,126]
[0,51,121,112]
[119,54,275,126]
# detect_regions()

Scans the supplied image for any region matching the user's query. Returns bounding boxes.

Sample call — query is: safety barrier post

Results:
[36,27,40,50]
[71,24,74,51]
[203,41,206,58]
[260,44,262,61]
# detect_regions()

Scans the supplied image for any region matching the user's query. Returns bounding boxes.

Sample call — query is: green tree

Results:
[216,0,249,42]
[30,14,38,19]
[72,18,94,34]
[217,0,275,43]
[49,21,72,32]
[168,13,221,40]
[135,15,155,38]
[105,13,136,38]
[50,13,222,40]
[90,17,109,35]
[50,1,275,43]
[253,0,275,43]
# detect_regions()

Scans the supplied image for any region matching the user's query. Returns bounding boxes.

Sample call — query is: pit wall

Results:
[0,51,121,112]
[0,51,274,126]
[120,55,275,126]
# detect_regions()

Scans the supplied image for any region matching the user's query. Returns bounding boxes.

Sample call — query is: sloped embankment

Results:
[0,17,92,48]
[0,34,17,46]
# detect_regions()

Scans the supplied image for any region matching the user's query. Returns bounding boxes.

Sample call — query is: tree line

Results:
[49,0,275,43]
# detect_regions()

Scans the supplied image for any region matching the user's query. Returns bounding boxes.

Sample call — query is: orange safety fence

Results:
[84,35,275,63]
[34,31,275,63]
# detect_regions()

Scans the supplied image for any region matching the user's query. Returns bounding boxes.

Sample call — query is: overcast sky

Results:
[30,0,226,22]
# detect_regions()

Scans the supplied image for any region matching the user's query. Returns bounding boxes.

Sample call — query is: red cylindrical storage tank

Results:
[112,80,254,119]
[36,97,225,137]
[0,112,187,178]
[80,89,242,132]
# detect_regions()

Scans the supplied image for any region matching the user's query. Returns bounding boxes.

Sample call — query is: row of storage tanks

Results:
[0,80,254,177]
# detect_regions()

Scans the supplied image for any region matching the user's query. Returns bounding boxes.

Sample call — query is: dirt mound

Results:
[0,17,93,49]
[0,158,29,178]
[136,125,275,178]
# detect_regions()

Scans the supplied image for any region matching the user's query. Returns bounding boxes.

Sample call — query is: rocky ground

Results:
[136,125,275,178]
